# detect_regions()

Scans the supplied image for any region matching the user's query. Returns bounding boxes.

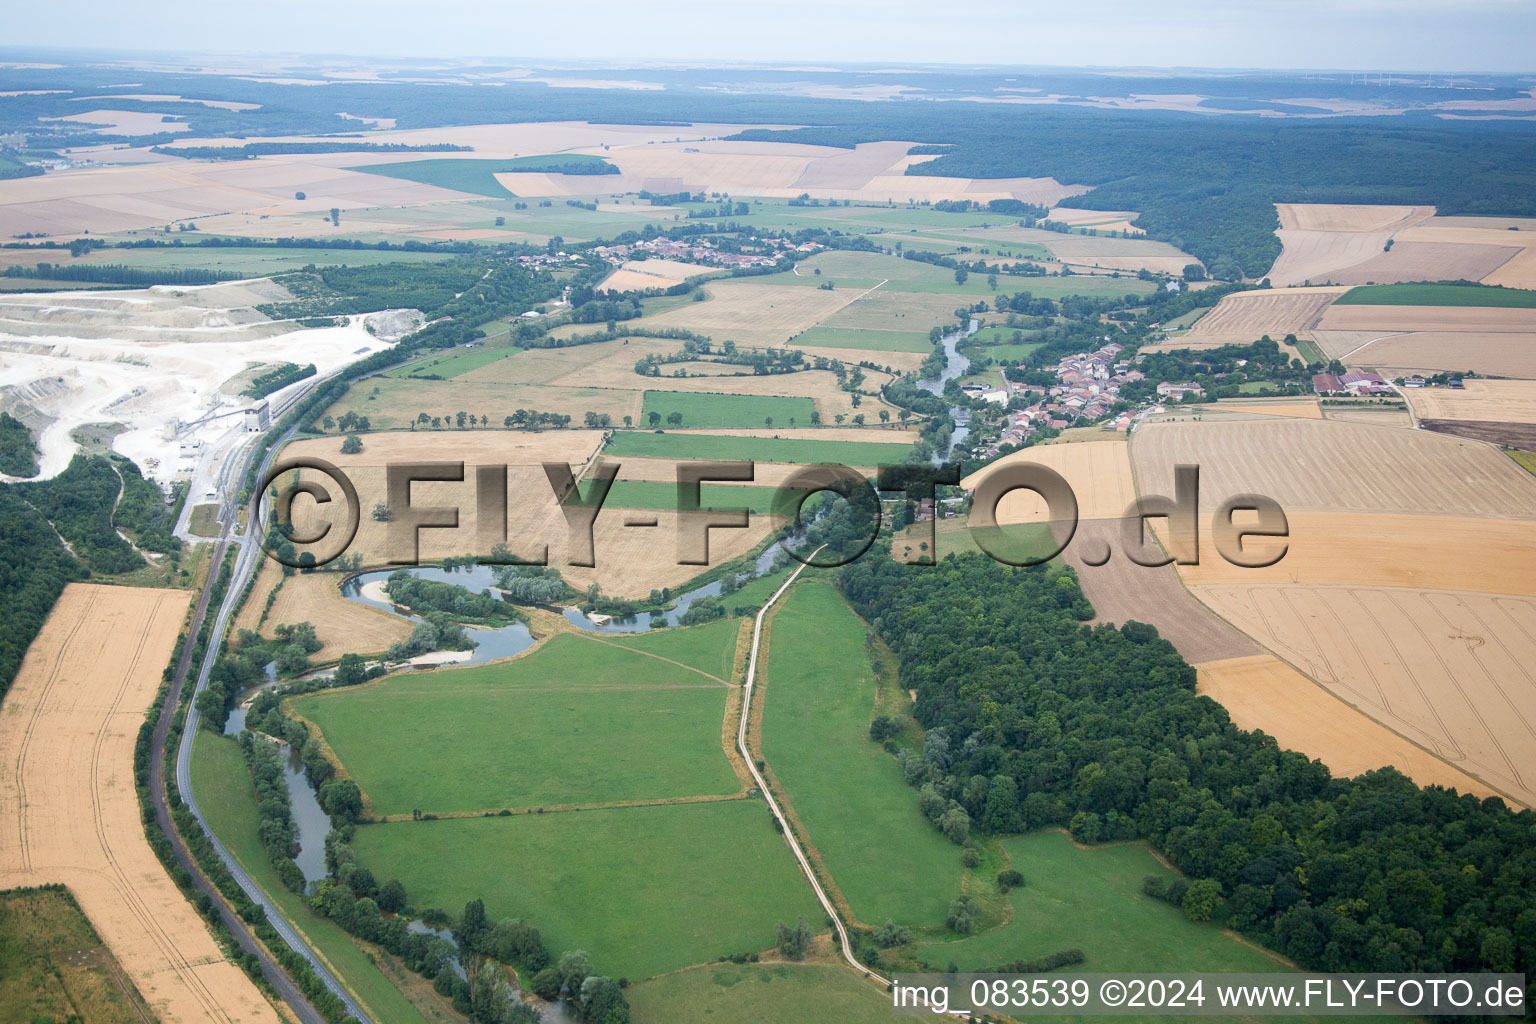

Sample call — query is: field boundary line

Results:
[572,632,733,685]
[367,791,747,824]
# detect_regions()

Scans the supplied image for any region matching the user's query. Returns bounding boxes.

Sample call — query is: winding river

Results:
[918,319,978,461]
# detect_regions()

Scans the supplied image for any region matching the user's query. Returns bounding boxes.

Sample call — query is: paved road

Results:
[151,372,374,1024]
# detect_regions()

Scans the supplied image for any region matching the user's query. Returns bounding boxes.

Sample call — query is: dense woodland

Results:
[0,412,38,477]
[839,552,1535,984]
[0,453,181,694]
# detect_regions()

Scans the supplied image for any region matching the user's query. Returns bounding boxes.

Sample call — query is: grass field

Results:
[760,582,961,927]
[290,633,741,815]
[600,617,741,680]
[917,831,1291,974]
[890,518,1058,565]
[1334,283,1536,307]
[188,502,221,537]
[0,886,155,1024]
[627,963,893,1024]
[962,341,1042,363]
[606,430,911,465]
[386,346,515,380]
[352,801,822,979]
[191,733,440,1024]
[641,390,816,429]
[967,325,1047,344]
[605,479,796,515]
[351,157,617,199]
[791,326,935,353]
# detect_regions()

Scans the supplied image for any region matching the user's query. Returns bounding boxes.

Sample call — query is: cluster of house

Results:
[1312,370,1394,397]
[513,250,586,269]
[587,234,821,270]
[965,339,1180,455]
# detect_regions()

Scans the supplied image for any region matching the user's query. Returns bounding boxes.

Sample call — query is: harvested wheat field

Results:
[596,259,714,294]
[1211,398,1323,419]
[234,563,411,660]
[1352,332,1536,379]
[461,335,892,422]
[0,584,279,1023]
[1045,207,1146,234]
[280,430,772,596]
[1267,205,1435,287]
[1184,287,1344,340]
[463,336,674,384]
[1316,303,1536,334]
[642,281,859,348]
[1131,417,1536,518]
[1193,583,1536,809]
[1060,518,1261,665]
[324,377,644,430]
[1167,511,1536,595]
[960,440,1136,523]
[1321,404,1413,427]
[1195,655,1495,797]
[1406,379,1536,423]
[0,157,468,237]
[1483,247,1536,291]
[1324,242,1521,286]
[1392,221,1536,289]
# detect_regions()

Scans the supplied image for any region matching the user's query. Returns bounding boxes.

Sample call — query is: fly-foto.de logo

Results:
[258,457,1288,571]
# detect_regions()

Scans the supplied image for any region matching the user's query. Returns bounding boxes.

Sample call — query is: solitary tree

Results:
[666,411,683,427]
[647,411,662,427]
[340,434,363,454]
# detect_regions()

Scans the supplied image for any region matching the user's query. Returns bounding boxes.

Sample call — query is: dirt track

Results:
[0,583,279,1024]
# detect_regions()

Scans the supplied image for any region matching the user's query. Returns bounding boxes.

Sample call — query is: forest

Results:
[0,453,181,693]
[0,412,39,477]
[838,552,1535,983]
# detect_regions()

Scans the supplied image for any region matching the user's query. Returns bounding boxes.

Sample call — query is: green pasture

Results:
[351,801,821,979]
[289,633,739,815]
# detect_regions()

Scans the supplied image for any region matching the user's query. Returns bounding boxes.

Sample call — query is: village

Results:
[962,336,1203,457]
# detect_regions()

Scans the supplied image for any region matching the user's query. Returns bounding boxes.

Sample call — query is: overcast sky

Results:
[11,0,1535,73]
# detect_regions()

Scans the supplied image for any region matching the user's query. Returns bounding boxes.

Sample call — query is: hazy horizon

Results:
[6,1,1534,75]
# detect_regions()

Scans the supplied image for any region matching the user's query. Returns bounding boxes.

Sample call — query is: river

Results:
[918,319,978,461]
[342,539,790,638]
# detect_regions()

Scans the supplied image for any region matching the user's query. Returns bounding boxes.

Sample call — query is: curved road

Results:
[734,551,893,991]
[151,374,373,1024]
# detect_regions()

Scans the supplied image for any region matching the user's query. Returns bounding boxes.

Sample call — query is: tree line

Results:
[839,551,1536,982]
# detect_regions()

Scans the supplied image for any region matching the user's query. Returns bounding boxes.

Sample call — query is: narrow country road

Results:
[736,552,968,1018]
[734,550,893,990]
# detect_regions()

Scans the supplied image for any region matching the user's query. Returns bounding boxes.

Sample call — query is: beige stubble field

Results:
[1119,415,1536,807]
[0,584,280,1024]
[281,431,776,597]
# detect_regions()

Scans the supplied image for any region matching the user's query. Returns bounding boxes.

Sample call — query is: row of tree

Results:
[839,551,1536,980]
